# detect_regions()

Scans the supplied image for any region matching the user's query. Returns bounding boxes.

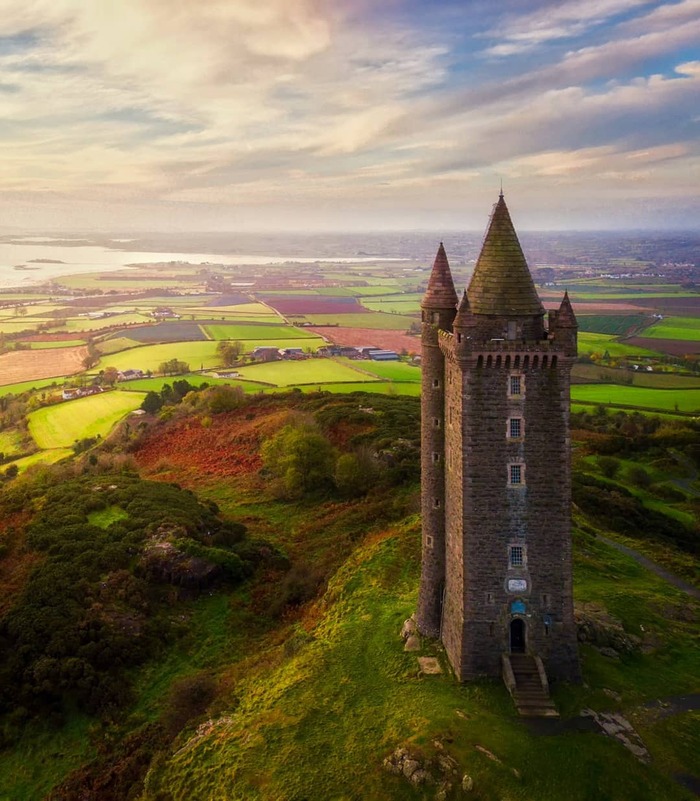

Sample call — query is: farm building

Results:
[369,350,399,361]
[251,347,281,362]
[118,369,145,381]
[278,347,306,359]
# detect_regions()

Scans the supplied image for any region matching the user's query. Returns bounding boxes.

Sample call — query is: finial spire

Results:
[499,179,503,199]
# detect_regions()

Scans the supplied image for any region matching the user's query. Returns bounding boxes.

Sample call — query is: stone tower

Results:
[417,193,581,683]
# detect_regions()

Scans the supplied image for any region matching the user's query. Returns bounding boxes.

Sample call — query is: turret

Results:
[549,291,577,357]
[416,243,457,638]
[452,290,474,356]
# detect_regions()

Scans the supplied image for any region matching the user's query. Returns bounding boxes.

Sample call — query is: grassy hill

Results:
[0,392,697,800]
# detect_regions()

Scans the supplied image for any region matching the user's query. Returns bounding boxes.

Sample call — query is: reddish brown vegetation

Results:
[321,327,420,354]
[135,405,290,478]
[263,297,364,315]
[0,511,39,616]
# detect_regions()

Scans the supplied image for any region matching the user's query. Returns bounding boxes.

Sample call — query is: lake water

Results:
[0,241,406,289]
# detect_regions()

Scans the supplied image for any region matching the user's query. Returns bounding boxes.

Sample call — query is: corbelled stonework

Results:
[417,194,581,684]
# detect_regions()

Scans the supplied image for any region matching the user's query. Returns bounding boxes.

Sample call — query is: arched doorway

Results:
[510,618,526,653]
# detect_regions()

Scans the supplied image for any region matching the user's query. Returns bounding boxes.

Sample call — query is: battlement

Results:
[437,328,574,367]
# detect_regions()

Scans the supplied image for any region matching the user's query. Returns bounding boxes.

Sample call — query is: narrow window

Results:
[426,535,434,548]
[433,417,440,428]
[486,592,495,605]
[432,311,440,324]
[457,333,463,343]
[432,378,440,389]
[542,593,550,607]
[509,464,523,485]
[509,375,522,396]
[509,418,522,438]
[509,545,524,567]
[507,321,517,340]
[433,498,441,509]
[432,452,440,464]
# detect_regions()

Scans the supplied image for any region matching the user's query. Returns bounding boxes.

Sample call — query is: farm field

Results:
[578,332,664,358]
[571,363,700,388]
[25,340,85,349]
[3,448,73,473]
[576,314,652,335]
[623,337,700,356]
[262,297,365,315]
[0,319,52,334]
[106,322,208,343]
[323,327,420,354]
[235,359,378,386]
[642,316,700,341]
[56,313,150,332]
[96,337,141,355]
[0,429,25,457]
[55,273,199,291]
[118,375,267,393]
[570,384,700,412]
[0,378,65,397]
[300,312,417,329]
[202,323,320,341]
[361,298,421,314]
[98,341,221,373]
[28,391,145,449]
[261,381,421,395]
[336,357,421,381]
[184,302,276,315]
[0,345,87,386]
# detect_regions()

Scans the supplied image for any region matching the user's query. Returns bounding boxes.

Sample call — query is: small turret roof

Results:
[422,242,458,309]
[556,290,577,327]
[453,289,471,328]
[467,194,543,316]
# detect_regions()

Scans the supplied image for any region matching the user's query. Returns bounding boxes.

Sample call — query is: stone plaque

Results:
[507,578,527,593]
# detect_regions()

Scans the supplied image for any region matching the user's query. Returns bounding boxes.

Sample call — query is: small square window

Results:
[509,375,522,396]
[509,545,524,567]
[509,418,522,438]
[509,464,522,485]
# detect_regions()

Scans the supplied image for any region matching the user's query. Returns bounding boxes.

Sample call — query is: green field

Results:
[361,299,421,314]
[57,313,151,332]
[184,303,277,316]
[642,317,700,341]
[0,429,25,457]
[261,381,422,396]
[28,392,145,449]
[571,384,700,412]
[55,274,197,291]
[3,448,74,473]
[203,323,320,341]
[576,314,651,336]
[118,374,267,393]
[337,357,421,381]
[96,336,142,355]
[571,363,700,388]
[0,319,51,334]
[99,341,221,373]
[0,378,65,397]
[578,333,664,358]
[298,313,417,330]
[23,339,86,349]
[236,359,378,386]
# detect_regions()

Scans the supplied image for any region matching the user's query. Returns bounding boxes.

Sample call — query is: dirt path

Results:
[596,534,700,599]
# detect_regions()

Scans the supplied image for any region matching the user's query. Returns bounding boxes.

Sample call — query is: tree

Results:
[261,424,336,498]
[159,358,189,376]
[141,391,163,415]
[216,340,243,367]
[102,366,119,387]
[82,340,100,370]
[334,449,378,497]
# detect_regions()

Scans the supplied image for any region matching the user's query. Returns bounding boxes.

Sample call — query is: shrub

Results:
[261,424,336,498]
[598,456,620,479]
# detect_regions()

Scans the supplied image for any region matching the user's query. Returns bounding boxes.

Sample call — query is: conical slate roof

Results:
[467,194,543,316]
[557,290,577,327]
[453,289,471,327]
[422,242,458,309]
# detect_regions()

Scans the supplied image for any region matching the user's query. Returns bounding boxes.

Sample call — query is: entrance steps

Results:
[502,654,559,718]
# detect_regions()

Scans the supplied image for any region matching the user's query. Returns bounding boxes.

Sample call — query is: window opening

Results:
[509,545,524,567]
[509,464,523,485]
[509,375,522,396]
[509,418,522,438]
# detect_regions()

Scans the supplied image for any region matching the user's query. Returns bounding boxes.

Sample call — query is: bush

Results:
[261,424,336,498]
[597,456,620,479]
[627,464,652,488]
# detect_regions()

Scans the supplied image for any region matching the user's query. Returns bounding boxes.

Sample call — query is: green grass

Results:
[118,375,267,393]
[87,505,129,528]
[0,428,25,457]
[236,359,376,386]
[570,384,700,412]
[571,364,700,388]
[262,382,421,396]
[28,391,145,449]
[56,312,151,332]
[297,313,417,330]
[361,298,421,314]
[337,357,421,381]
[143,522,694,801]
[576,314,652,336]
[3,448,74,472]
[99,341,222,373]
[203,323,319,341]
[96,336,142,355]
[578,333,664,358]
[642,317,700,341]
[22,339,86,349]
[0,319,50,334]
[0,377,65,396]
[184,303,277,316]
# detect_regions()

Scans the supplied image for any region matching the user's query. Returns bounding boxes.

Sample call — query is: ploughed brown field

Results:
[321,327,420,354]
[0,345,87,386]
[625,337,700,356]
[541,300,650,313]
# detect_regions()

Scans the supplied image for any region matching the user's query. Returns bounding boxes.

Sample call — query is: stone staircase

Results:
[503,654,559,718]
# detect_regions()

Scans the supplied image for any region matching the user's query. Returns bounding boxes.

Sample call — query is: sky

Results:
[0,0,698,232]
